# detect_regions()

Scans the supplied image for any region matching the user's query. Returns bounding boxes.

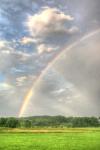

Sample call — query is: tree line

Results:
[0,116,100,128]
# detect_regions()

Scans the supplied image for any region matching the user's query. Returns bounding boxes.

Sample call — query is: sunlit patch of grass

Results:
[0,128,100,150]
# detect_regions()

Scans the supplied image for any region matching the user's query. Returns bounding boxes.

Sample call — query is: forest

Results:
[0,116,99,128]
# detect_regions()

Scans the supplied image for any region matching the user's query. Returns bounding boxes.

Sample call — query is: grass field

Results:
[0,128,100,150]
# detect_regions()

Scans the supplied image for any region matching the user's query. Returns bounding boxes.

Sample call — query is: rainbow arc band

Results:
[19,29,100,117]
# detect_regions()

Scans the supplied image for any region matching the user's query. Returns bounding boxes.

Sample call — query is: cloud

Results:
[20,37,37,45]
[0,40,13,51]
[26,7,74,37]
[52,88,66,94]
[0,0,99,117]
[16,76,27,86]
[68,26,79,34]
[53,30,100,116]
[23,68,86,117]
[0,41,6,48]
[0,83,12,91]
[37,44,58,54]
[23,30,100,117]
[26,7,78,53]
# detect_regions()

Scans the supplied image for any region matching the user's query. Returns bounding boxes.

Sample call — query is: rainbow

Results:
[18,28,100,117]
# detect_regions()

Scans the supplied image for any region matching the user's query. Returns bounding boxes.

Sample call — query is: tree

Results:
[6,118,19,128]
[0,118,7,127]
[24,120,32,128]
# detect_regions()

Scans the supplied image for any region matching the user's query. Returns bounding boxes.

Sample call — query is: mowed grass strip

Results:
[0,128,100,150]
[0,127,100,133]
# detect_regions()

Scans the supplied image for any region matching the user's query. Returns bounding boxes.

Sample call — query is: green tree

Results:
[6,118,19,128]
[24,120,32,128]
[0,118,7,127]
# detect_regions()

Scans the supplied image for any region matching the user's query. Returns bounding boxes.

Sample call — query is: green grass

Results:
[0,128,100,150]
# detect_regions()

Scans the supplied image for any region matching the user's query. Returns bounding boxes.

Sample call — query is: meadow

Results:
[0,128,100,150]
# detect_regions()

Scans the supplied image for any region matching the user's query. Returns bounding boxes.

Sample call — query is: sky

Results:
[0,0,100,117]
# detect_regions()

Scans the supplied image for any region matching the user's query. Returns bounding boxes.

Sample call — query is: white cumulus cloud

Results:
[25,7,78,54]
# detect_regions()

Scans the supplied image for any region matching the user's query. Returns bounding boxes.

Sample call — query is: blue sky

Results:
[0,73,5,82]
[0,0,100,117]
